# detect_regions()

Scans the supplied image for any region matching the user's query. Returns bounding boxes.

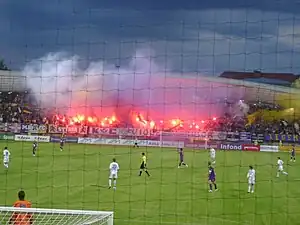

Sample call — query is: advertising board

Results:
[260,145,279,152]
[279,145,300,152]
[78,138,107,145]
[219,143,242,150]
[243,144,260,152]
[77,138,183,148]
[0,134,14,140]
[50,136,78,143]
[15,135,50,142]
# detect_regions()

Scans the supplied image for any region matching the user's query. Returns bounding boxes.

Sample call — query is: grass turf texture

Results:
[0,142,300,225]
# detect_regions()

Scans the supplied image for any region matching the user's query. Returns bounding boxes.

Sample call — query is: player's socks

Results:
[276,172,280,177]
[209,184,213,192]
[248,185,251,193]
[139,170,142,176]
[282,171,288,175]
[108,179,112,188]
[214,183,217,190]
[145,170,150,176]
[113,180,117,187]
[251,185,254,193]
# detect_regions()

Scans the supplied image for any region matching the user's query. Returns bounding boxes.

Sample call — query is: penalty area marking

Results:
[119,218,250,225]
[118,208,250,225]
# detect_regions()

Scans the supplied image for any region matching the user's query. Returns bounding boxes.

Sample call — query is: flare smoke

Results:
[23,50,249,121]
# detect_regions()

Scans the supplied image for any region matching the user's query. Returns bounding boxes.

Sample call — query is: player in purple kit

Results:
[208,162,218,192]
[178,148,188,168]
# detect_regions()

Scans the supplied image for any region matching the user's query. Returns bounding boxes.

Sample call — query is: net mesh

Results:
[0,207,113,225]
[0,2,300,225]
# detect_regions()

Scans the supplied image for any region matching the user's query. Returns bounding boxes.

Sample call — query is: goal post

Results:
[0,207,113,225]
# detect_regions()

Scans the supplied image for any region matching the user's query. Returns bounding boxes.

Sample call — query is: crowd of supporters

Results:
[0,91,299,134]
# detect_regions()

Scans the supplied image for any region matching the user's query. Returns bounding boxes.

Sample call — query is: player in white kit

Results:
[209,147,216,164]
[3,147,10,169]
[247,165,256,193]
[277,157,288,177]
[109,158,119,190]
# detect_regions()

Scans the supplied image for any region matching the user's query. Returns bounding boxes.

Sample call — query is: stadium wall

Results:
[0,123,299,152]
[0,70,26,91]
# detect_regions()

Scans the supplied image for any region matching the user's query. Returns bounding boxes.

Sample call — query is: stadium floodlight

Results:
[0,207,113,225]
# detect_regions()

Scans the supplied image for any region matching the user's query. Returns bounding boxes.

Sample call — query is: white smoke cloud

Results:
[23,49,249,122]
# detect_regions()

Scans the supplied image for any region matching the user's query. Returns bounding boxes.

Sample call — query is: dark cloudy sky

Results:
[1,0,300,75]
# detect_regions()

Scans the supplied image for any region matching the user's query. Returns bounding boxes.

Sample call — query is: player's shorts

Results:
[140,162,146,170]
[278,166,283,172]
[109,172,118,179]
[210,156,216,161]
[248,179,255,184]
[208,178,215,183]
[3,159,9,164]
[60,143,64,146]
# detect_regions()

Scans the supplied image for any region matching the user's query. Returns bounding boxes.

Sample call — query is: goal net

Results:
[0,207,113,225]
[1,1,300,225]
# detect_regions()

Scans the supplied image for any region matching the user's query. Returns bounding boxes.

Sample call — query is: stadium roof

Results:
[167,72,300,104]
[219,71,300,87]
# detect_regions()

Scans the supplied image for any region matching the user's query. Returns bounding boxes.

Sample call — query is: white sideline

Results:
[0,207,113,216]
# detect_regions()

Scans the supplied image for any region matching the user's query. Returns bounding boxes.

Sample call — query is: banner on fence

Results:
[226,132,241,142]
[251,133,264,143]
[265,134,300,143]
[15,135,50,142]
[0,134,14,140]
[21,124,47,134]
[239,132,252,142]
[116,128,155,137]
[0,123,21,133]
[88,127,116,135]
[260,145,279,152]
[48,124,88,134]
[50,136,78,143]
[207,131,227,141]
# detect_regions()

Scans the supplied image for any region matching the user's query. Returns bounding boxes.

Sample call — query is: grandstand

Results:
[1,2,300,224]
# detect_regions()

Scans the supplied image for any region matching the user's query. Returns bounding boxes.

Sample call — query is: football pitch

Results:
[0,142,300,225]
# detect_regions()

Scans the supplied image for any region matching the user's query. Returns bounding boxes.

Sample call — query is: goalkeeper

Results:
[9,190,33,225]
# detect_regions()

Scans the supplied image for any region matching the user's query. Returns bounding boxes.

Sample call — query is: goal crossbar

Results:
[0,207,114,225]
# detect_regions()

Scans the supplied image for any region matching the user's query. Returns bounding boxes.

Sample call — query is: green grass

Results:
[0,141,300,225]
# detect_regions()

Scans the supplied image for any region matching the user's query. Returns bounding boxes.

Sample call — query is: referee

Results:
[139,152,150,176]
